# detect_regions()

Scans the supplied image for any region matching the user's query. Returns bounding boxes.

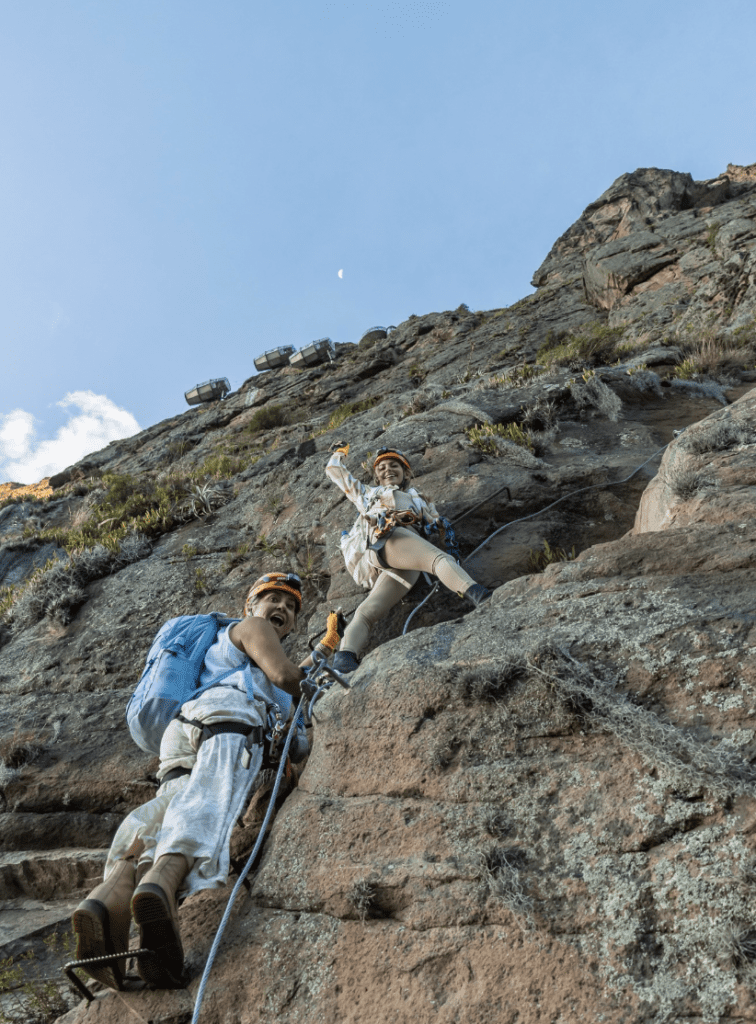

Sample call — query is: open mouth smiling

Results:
[269,612,286,629]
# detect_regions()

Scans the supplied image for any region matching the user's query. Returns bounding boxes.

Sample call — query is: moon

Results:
[338,269,343,278]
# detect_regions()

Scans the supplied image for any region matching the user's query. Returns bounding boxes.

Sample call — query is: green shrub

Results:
[21,471,233,556]
[707,221,721,253]
[0,951,70,1023]
[488,363,545,388]
[191,453,247,480]
[246,404,291,434]
[466,422,535,455]
[731,318,756,348]
[0,586,15,618]
[527,540,576,573]
[224,542,251,571]
[537,321,626,367]
[682,419,754,455]
[194,567,210,595]
[669,468,708,501]
[674,358,701,380]
[568,375,622,421]
[5,535,151,631]
[312,397,381,436]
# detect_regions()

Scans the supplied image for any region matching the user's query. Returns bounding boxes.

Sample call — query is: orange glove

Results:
[315,611,347,657]
[331,441,349,456]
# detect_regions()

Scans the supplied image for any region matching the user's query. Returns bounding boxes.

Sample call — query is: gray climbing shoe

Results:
[464,584,492,609]
[331,650,360,674]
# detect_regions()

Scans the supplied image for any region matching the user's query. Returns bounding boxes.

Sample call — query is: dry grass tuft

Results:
[479,844,536,928]
[347,878,377,922]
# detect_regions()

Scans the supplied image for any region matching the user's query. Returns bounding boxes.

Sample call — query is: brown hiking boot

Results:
[71,859,136,990]
[131,853,190,987]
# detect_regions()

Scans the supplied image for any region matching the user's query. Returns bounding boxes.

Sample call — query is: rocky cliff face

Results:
[2,164,756,1024]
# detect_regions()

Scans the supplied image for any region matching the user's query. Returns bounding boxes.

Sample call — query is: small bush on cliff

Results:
[674,357,701,380]
[519,395,557,433]
[466,422,535,456]
[527,645,756,795]
[0,724,46,770]
[568,374,622,421]
[731,317,756,348]
[485,362,545,389]
[527,540,576,573]
[682,419,754,455]
[347,879,377,922]
[245,403,291,434]
[400,385,444,417]
[479,845,535,929]
[666,318,756,381]
[4,533,151,631]
[537,321,627,367]
[706,221,721,253]
[22,473,231,556]
[311,397,381,437]
[191,452,255,480]
[0,930,75,1024]
[669,468,714,502]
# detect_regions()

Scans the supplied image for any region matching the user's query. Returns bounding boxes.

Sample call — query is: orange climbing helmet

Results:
[243,572,302,616]
[373,447,412,477]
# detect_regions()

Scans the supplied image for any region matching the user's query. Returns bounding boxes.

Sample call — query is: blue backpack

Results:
[126,612,306,758]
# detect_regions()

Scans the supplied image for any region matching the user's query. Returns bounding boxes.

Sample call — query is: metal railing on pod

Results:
[184,378,231,406]
[289,337,336,368]
[359,326,388,346]
[253,346,295,372]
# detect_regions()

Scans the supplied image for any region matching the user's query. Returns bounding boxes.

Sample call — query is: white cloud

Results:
[0,391,141,484]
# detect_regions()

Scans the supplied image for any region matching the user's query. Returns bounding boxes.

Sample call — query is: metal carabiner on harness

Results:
[267,704,286,762]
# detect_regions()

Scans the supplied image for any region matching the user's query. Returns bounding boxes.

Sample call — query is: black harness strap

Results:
[161,766,192,785]
[177,715,265,749]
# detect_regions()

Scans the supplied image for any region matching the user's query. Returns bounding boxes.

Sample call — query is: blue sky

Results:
[1,0,755,482]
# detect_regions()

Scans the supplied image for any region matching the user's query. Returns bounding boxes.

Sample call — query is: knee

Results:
[353,602,380,631]
[431,551,452,575]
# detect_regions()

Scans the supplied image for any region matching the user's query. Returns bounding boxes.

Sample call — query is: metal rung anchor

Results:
[303,654,351,721]
[64,948,152,1002]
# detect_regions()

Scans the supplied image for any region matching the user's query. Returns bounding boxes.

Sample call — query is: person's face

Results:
[375,458,405,487]
[252,590,299,638]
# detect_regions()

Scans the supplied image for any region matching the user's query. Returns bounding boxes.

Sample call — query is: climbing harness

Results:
[402,441,672,635]
[177,717,267,769]
[374,508,421,540]
[189,655,349,1024]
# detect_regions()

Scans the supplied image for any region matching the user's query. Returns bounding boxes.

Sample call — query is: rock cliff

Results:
[2,164,756,1024]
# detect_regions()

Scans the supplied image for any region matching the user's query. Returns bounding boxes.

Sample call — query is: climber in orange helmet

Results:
[325,444,491,673]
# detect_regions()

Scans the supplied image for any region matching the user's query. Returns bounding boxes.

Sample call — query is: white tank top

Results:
[199,623,282,712]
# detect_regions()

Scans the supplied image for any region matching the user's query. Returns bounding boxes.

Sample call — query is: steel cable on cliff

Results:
[190,695,306,1024]
[402,441,671,635]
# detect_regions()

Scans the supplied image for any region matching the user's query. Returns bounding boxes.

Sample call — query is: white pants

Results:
[104,687,266,897]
